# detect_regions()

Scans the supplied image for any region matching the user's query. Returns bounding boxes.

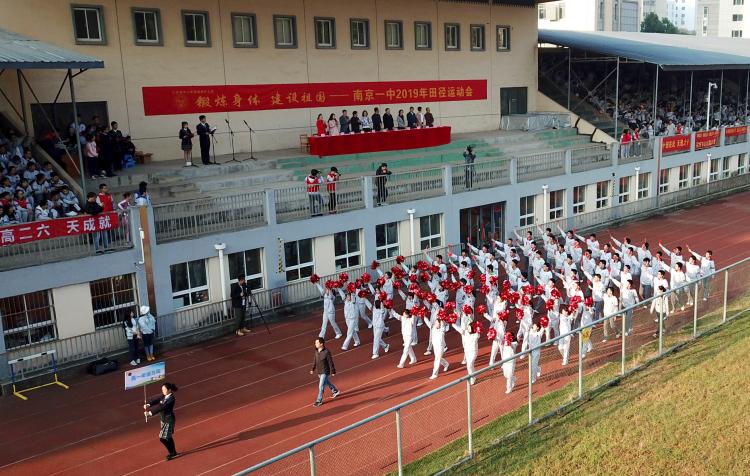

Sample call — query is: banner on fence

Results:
[124,361,166,390]
[725,125,748,137]
[661,134,692,155]
[0,211,120,247]
[142,80,488,116]
[694,130,720,150]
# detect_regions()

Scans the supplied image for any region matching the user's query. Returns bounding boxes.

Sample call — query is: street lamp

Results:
[407,209,416,254]
[706,82,718,130]
[634,166,641,200]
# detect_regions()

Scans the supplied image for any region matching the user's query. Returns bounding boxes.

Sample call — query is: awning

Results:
[0,28,103,70]
[539,29,750,71]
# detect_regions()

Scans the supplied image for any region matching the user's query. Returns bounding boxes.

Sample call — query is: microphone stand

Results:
[243,120,258,161]
[210,130,219,165]
[223,119,241,164]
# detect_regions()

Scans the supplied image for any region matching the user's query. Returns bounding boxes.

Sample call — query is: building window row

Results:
[70,6,510,51]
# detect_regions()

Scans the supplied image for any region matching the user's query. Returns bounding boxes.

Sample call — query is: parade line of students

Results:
[308,225,716,406]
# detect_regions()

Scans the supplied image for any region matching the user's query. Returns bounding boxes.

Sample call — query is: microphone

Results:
[225,119,230,124]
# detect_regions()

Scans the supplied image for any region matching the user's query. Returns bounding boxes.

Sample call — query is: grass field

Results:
[401,294,750,476]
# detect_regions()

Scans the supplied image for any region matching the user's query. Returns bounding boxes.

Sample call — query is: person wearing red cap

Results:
[501,332,517,393]
[452,320,481,385]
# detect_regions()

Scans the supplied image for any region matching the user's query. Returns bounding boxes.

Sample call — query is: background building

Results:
[697,0,749,37]
[667,0,697,32]
[538,0,642,31]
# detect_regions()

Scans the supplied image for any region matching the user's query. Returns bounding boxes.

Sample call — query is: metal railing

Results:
[375,167,445,205]
[570,145,611,173]
[451,158,511,193]
[275,177,365,224]
[236,256,750,475]
[0,212,133,272]
[618,138,654,164]
[152,191,266,243]
[516,150,566,182]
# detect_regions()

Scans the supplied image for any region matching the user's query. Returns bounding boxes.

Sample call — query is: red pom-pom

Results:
[471,320,484,335]
[448,264,458,275]
[498,310,510,321]
[445,301,456,312]
[521,295,531,306]
[540,315,550,328]
[568,305,577,315]
[384,299,393,310]
[503,332,514,346]
[463,284,474,294]
[500,291,510,302]
[310,274,320,284]
[502,280,511,290]
[408,283,420,293]
[416,260,429,271]
[355,278,363,288]
[396,255,406,264]
[377,291,387,302]
[426,293,436,303]
[420,272,430,283]
[508,292,520,305]
[339,273,349,283]
[325,280,335,289]
[393,280,403,290]
[347,282,356,293]
[514,308,524,320]
[466,270,475,280]
[447,312,459,324]
[391,266,402,276]
[409,274,418,283]
[462,304,473,315]
[545,299,555,311]
[535,284,545,295]
[361,272,372,284]
[476,304,487,315]
[357,289,367,298]
[584,296,594,307]
[376,276,386,287]
[550,288,562,299]
[490,275,499,286]
[440,279,452,290]
[371,260,380,270]
[480,284,490,295]
[437,308,447,321]
[430,265,440,274]
[522,284,533,295]
[478,273,486,284]
[486,327,497,341]
[417,290,426,300]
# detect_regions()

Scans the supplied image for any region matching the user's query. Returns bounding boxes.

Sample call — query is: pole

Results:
[652,66,659,132]
[578,330,583,398]
[707,83,713,130]
[144,384,148,423]
[658,308,663,356]
[68,69,87,197]
[216,244,228,318]
[16,70,28,136]
[718,70,724,122]
[634,167,640,200]
[689,71,693,126]
[542,185,549,225]
[396,410,403,476]
[407,209,416,254]
[527,351,533,425]
[745,70,749,119]
[722,270,728,323]
[614,57,619,136]
[620,315,626,375]
[466,379,473,456]
[309,446,316,476]
[693,282,699,337]
[567,48,572,110]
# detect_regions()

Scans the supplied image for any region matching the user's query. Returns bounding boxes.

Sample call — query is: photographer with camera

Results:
[326,167,340,214]
[305,168,325,217]
[463,145,476,189]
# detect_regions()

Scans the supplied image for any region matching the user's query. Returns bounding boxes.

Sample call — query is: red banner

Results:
[694,130,720,150]
[0,212,120,247]
[725,125,748,137]
[142,80,488,116]
[661,134,692,155]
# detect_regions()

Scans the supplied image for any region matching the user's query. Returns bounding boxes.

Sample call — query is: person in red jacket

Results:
[305,169,324,217]
[97,183,114,212]
[326,167,339,213]
[315,114,327,136]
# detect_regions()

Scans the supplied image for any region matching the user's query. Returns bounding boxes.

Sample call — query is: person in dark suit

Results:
[107,121,125,171]
[372,108,383,132]
[231,277,251,336]
[144,382,178,461]
[383,108,394,131]
[195,115,214,165]
[406,107,418,129]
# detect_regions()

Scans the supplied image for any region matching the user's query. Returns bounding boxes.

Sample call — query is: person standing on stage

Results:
[327,113,340,135]
[305,169,324,217]
[383,108,394,131]
[406,107,418,128]
[311,337,340,407]
[372,107,383,132]
[179,121,194,167]
[196,115,214,165]
[316,114,327,136]
[144,382,179,460]
[425,107,435,127]
[339,110,350,134]
[326,167,339,214]
[463,146,476,189]
[231,277,251,336]
[375,163,392,206]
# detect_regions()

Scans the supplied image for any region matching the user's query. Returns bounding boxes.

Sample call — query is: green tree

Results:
[640,12,680,34]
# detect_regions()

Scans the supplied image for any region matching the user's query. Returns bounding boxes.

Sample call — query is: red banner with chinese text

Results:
[0,212,120,247]
[725,125,748,137]
[142,80,488,116]
[694,130,720,150]
[661,134,692,155]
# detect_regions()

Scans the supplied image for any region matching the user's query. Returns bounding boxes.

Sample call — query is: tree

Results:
[640,12,680,34]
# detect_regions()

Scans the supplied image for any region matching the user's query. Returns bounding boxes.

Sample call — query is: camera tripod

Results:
[244,287,270,333]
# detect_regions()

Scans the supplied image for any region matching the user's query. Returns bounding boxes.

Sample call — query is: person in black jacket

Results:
[310,337,340,407]
[406,107,418,128]
[195,115,214,165]
[375,163,392,206]
[230,277,251,336]
[349,111,361,133]
[372,107,383,132]
[83,192,108,253]
[144,382,179,460]
[383,108,394,130]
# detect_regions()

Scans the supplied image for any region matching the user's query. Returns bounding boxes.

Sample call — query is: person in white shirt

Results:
[392,309,417,368]
[315,283,343,340]
[426,315,449,379]
[502,260,522,290]
[650,285,670,338]
[557,307,575,365]
[536,262,554,288]
[670,262,691,310]
[611,277,639,335]
[640,258,655,300]
[370,301,390,359]
[659,242,684,271]
[527,322,545,383]
[138,305,157,362]
[602,287,619,342]
[688,247,715,301]
[452,321,480,384]
[501,332,517,393]
[338,291,360,351]
[484,300,506,367]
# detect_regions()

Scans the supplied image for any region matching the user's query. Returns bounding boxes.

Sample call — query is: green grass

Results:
[399,293,750,476]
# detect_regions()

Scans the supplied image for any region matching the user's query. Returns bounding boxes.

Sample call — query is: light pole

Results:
[706,153,712,190]
[706,82,718,130]
[542,184,549,225]
[407,209,416,254]
[634,166,640,200]
[214,243,228,317]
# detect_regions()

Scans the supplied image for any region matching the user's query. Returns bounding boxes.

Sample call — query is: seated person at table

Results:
[350,111,362,133]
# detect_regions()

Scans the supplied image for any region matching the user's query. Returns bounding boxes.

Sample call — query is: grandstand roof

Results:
[539,30,750,71]
[0,28,103,69]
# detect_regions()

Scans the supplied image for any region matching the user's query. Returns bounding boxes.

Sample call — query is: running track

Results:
[1,192,749,476]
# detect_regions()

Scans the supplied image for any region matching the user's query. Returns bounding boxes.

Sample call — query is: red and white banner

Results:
[142,80,488,116]
[725,125,748,137]
[661,134,692,155]
[694,130,720,150]
[0,212,120,247]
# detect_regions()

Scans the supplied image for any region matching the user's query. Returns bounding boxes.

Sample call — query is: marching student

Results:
[688,246,715,301]
[650,285,670,337]
[338,290,360,351]
[355,286,373,329]
[484,303,506,367]
[557,307,575,366]
[517,304,535,356]
[580,298,595,358]
[611,277,639,335]
[138,305,157,362]
[426,314,449,380]
[602,287,620,342]
[527,322,545,383]
[391,308,417,368]
[310,337,340,407]
[315,282,343,340]
[501,332,517,393]
[143,382,179,461]
[452,320,481,384]
[640,258,655,300]
[370,300,390,359]
[670,262,690,311]
[659,242,684,271]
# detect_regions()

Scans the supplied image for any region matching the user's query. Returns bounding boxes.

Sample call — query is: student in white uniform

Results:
[527,322,545,383]
[670,262,689,310]
[370,300,390,359]
[580,299,595,357]
[500,331,518,393]
[688,247,715,301]
[391,309,417,368]
[611,277,639,335]
[557,307,575,365]
[339,290,360,350]
[427,316,450,380]
[315,283,343,339]
[484,300,506,366]
[640,258,655,300]
[650,284,670,337]
[602,286,620,342]
[452,320,481,384]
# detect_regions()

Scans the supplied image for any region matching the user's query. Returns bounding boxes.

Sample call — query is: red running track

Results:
[0,192,749,476]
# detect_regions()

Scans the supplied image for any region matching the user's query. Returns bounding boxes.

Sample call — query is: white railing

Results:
[570,145,611,173]
[452,158,511,193]
[516,150,566,182]
[376,167,445,205]
[274,177,366,223]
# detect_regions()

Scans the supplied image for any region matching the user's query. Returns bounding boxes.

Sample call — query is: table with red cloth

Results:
[308,126,451,157]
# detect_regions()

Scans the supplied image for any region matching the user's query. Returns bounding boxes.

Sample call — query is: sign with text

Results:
[694,130,720,150]
[142,80,488,116]
[124,361,166,390]
[661,134,692,155]
[725,125,748,137]
[0,212,119,247]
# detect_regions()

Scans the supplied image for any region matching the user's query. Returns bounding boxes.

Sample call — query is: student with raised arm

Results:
[611,277,639,335]
[338,290,361,350]
[557,307,575,365]
[424,249,448,275]
[374,268,395,302]
[502,259,523,290]
[576,232,601,259]
[556,224,576,253]
[640,258,655,299]
[391,309,417,368]
[540,296,560,342]
[658,242,684,271]
[650,285,670,337]
[602,286,620,342]
[637,240,652,265]
[452,320,481,384]
[527,322,545,384]
[518,303,536,356]
[315,282,343,340]
[536,262,554,288]
[484,298,506,366]
[501,332,518,393]
[670,262,691,310]
[427,314,449,380]
[687,246,715,301]
[369,300,390,359]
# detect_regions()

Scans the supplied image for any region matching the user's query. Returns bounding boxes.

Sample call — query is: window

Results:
[722,157,731,178]
[420,214,442,250]
[314,17,336,48]
[573,185,586,215]
[709,158,720,182]
[733,14,744,21]
[170,259,209,309]
[678,165,689,189]
[228,248,264,290]
[232,13,257,48]
[133,8,162,45]
[548,190,564,220]
[334,230,361,270]
[538,6,547,19]
[659,169,670,194]
[692,162,702,186]
[739,154,747,175]
[414,21,431,50]
[703,6,709,14]
[1,291,56,350]
[638,172,650,199]
[274,15,297,48]
[182,11,210,46]
[284,238,314,282]
[445,23,460,50]
[557,3,566,20]
[733,0,744,5]
[385,20,403,49]
[618,176,630,203]
[732,30,743,38]
[519,195,535,226]
[350,19,370,49]
[376,222,399,260]
[90,274,137,329]
[596,180,610,209]
[72,5,105,44]
[470,25,485,51]
[496,25,510,51]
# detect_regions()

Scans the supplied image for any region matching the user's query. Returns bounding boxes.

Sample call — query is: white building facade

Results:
[697,0,749,37]
[538,0,642,31]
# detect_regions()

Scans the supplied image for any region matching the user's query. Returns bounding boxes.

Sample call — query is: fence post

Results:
[443,165,453,197]
[466,379,474,456]
[578,330,583,399]
[658,310,664,356]
[527,352,533,425]
[264,189,277,226]
[510,157,518,185]
[363,176,374,209]
[396,409,403,476]
[620,316,626,375]
[309,446,316,476]
[693,282,699,338]
[722,271,728,323]
[564,149,572,175]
